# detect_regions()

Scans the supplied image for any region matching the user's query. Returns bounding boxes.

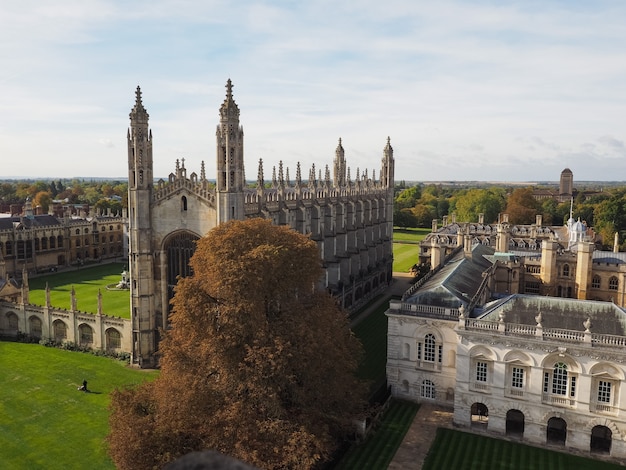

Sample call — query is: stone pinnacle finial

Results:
[226,78,233,99]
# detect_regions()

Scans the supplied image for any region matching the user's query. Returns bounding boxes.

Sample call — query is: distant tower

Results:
[559,168,573,202]
[216,79,245,223]
[127,86,157,367]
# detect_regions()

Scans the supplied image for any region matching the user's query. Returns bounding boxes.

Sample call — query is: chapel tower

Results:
[127,86,157,367]
[216,79,245,222]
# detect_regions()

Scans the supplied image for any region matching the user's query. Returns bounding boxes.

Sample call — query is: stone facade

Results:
[0,297,131,354]
[128,80,395,368]
[0,200,126,280]
[387,234,626,462]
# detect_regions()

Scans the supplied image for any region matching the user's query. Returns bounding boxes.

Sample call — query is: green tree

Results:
[453,188,505,224]
[395,186,421,210]
[108,219,367,470]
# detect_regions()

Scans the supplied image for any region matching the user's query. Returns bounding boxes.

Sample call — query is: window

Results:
[543,362,577,405]
[552,363,568,395]
[562,264,570,277]
[609,276,619,291]
[424,334,436,362]
[525,281,540,294]
[512,367,524,389]
[476,362,488,382]
[420,380,435,399]
[598,381,612,403]
[592,275,601,289]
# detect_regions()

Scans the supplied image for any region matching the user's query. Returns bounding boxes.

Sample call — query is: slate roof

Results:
[478,294,626,336]
[404,244,495,309]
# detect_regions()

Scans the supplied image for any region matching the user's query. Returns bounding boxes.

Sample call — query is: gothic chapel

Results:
[128,80,395,367]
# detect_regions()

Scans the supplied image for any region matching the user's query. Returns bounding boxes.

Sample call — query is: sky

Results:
[1,1,626,183]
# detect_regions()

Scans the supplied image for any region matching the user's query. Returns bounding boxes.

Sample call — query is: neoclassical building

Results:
[387,217,626,461]
[128,80,395,367]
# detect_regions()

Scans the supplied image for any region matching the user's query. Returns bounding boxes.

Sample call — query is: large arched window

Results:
[609,276,619,291]
[79,324,94,346]
[106,328,122,350]
[543,361,577,406]
[417,333,442,370]
[424,334,436,362]
[165,232,200,304]
[53,320,67,342]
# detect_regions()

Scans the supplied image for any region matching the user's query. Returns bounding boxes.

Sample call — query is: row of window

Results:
[472,360,619,410]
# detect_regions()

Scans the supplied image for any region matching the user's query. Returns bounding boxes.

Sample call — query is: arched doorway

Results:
[471,403,488,428]
[506,410,525,437]
[547,417,567,445]
[591,425,612,454]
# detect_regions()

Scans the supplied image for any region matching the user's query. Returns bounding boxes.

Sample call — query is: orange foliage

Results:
[108,219,367,469]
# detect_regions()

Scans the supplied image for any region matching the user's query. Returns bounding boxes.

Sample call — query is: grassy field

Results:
[352,300,389,393]
[334,400,419,469]
[28,263,130,318]
[393,243,419,273]
[423,428,624,470]
[0,342,158,469]
[392,227,428,273]
[393,227,431,242]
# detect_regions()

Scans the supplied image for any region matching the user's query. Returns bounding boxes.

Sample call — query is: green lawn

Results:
[423,428,624,470]
[0,342,158,469]
[334,400,419,469]
[392,227,428,273]
[352,300,389,393]
[393,243,419,273]
[28,263,130,318]
[393,227,430,243]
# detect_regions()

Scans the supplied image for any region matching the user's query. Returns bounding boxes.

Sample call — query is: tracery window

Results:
[592,275,601,289]
[609,276,619,291]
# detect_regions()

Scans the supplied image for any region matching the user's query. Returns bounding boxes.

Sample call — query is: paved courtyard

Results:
[387,404,453,470]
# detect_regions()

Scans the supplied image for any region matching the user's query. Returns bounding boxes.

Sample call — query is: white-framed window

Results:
[511,366,524,389]
[597,380,612,403]
[421,379,435,399]
[416,333,442,369]
[543,362,577,405]
[424,334,436,362]
[476,361,488,382]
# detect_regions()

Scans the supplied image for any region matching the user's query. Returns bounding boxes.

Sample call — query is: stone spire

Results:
[219,78,240,120]
[257,158,264,189]
[295,162,302,187]
[130,86,149,122]
[200,161,206,181]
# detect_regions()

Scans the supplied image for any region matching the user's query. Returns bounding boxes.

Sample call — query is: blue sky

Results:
[1,0,625,182]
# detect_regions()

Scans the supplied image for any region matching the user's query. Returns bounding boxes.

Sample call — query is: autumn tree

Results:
[108,218,367,470]
[505,187,541,224]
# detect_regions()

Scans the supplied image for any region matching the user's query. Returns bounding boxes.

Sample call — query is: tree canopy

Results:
[108,218,367,470]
